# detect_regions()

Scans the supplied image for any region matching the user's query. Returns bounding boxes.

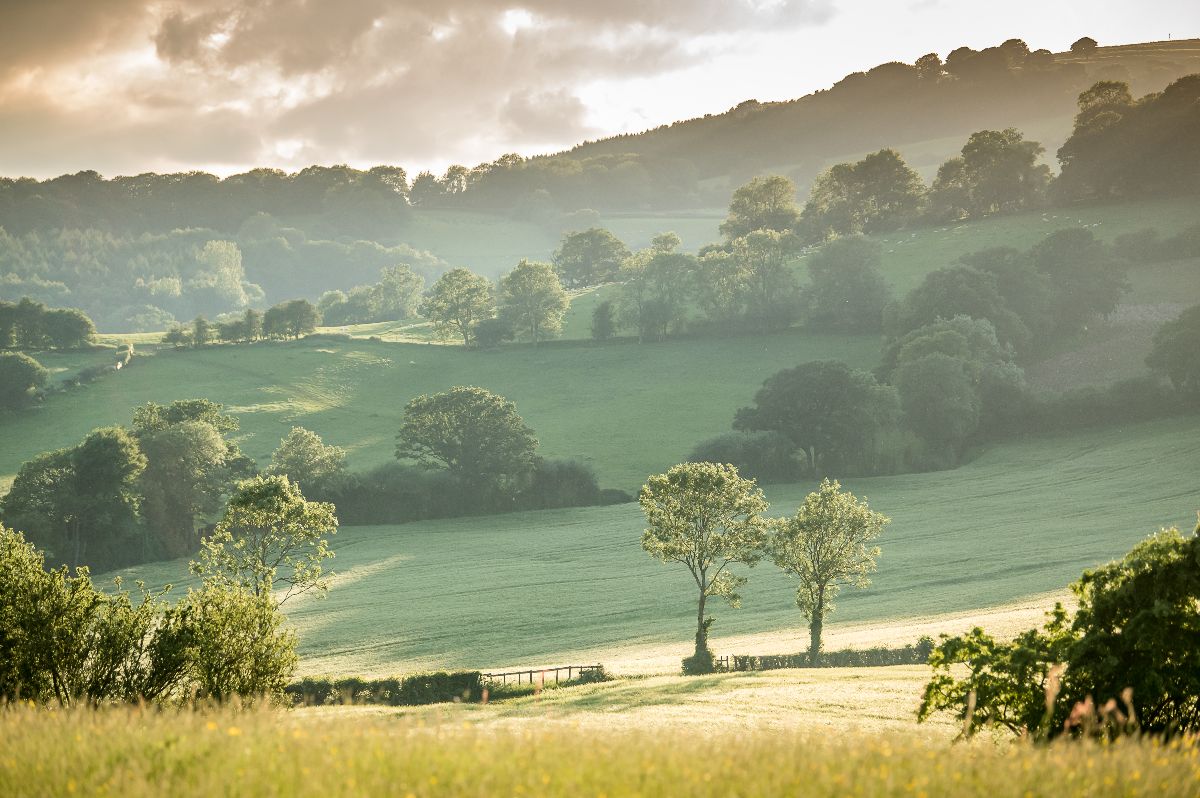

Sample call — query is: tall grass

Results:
[2,703,1197,797]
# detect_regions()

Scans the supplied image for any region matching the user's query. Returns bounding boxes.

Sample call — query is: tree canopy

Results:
[395,386,538,498]
[497,260,568,345]
[639,462,771,672]
[770,479,888,662]
[421,268,495,346]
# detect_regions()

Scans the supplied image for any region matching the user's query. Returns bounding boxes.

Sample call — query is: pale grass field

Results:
[3,700,1198,798]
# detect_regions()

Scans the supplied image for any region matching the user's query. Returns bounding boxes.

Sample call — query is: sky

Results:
[0,0,1196,180]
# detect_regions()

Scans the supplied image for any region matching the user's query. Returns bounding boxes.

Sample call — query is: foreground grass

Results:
[2,702,1197,798]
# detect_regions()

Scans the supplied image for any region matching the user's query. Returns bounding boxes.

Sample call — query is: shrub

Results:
[730,638,934,671]
[688,431,802,483]
[518,459,601,509]
[286,671,485,706]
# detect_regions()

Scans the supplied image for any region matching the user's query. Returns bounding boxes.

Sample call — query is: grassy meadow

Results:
[105,415,1200,676]
[4,701,1198,798]
[0,330,881,493]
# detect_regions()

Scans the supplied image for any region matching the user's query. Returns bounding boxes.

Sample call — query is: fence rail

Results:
[482,664,603,685]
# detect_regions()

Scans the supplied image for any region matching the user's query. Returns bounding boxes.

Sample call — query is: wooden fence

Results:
[482,665,603,685]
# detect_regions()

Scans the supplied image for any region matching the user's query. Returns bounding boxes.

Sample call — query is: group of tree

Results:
[0,223,445,332]
[640,465,887,671]
[0,298,95,350]
[421,262,568,347]
[317,265,425,326]
[0,400,255,570]
[164,299,319,347]
[0,470,338,705]
[918,520,1200,738]
[700,293,1200,479]
[0,351,49,409]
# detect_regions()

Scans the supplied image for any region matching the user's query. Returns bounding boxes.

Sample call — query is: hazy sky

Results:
[1,0,1196,179]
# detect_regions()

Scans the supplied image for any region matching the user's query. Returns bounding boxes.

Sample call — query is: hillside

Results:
[557,39,1200,204]
[107,416,1200,675]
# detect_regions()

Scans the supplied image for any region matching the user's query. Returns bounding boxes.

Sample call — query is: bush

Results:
[0,352,48,408]
[473,317,515,349]
[598,488,633,505]
[688,431,802,483]
[730,638,934,671]
[518,459,601,509]
[286,671,485,706]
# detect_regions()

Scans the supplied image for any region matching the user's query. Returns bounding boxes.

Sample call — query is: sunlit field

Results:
[3,702,1197,798]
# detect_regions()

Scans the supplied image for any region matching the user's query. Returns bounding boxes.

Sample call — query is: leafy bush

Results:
[688,431,803,483]
[518,459,601,509]
[919,524,1200,739]
[286,671,484,706]
[730,638,934,671]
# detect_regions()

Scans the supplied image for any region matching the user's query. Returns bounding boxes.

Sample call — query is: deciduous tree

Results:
[639,462,770,673]
[420,268,495,346]
[770,479,888,662]
[497,259,568,345]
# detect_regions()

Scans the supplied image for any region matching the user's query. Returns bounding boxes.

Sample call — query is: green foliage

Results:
[800,149,927,240]
[770,479,888,662]
[318,265,425,326]
[1028,228,1127,336]
[729,230,802,333]
[1058,76,1200,201]
[497,259,568,345]
[734,361,900,476]
[286,671,485,706]
[732,637,934,670]
[180,581,298,702]
[0,298,95,350]
[617,239,695,341]
[472,316,516,349]
[640,462,771,665]
[590,299,616,341]
[1147,304,1200,400]
[266,426,347,490]
[553,228,630,288]
[688,431,803,484]
[920,525,1200,738]
[396,386,538,498]
[263,299,320,339]
[719,176,801,239]
[192,475,338,606]
[0,351,48,408]
[929,128,1050,220]
[802,237,892,333]
[886,266,1031,352]
[894,353,981,463]
[420,268,495,346]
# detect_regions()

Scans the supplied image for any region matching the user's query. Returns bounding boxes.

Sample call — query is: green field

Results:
[0,331,880,493]
[106,415,1200,676]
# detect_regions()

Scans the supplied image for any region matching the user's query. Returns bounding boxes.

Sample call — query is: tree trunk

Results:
[695,590,708,657]
[809,589,825,665]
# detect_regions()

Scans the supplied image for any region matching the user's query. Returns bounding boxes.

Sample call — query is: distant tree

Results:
[802,237,891,333]
[930,129,1050,220]
[472,316,515,349]
[42,308,95,349]
[958,247,1052,338]
[3,427,147,570]
[0,301,15,348]
[735,361,900,476]
[132,398,240,435]
[0,351,48,408]
[886,266,1031,352]
[409,171,443,206]
[553,228,630,288]
[914,52,943,81]
[694,249,751,327]
[720,176,801,239]
[1070,36,1098,56]
[396,386,538,499]
[191,316,212,347]
[136,420,232,559]
[266,427,347,489]
[375,264,425,320]
[688,431,802,484]
[163,324,191,348]
[13,298,47,348]
[1028,228,1127,335]
[497,259,568,345]
[618,242,696,341]
[590,299,616,341]
[894,353,980,460]
[420,268,495,346]
[263,299,319,339]
[800,149,927,240]
[730,229,801,333]
[770,479,888,663]
[1146,304,1200,400]
[191,475,338,607]
[639,462,770,673]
